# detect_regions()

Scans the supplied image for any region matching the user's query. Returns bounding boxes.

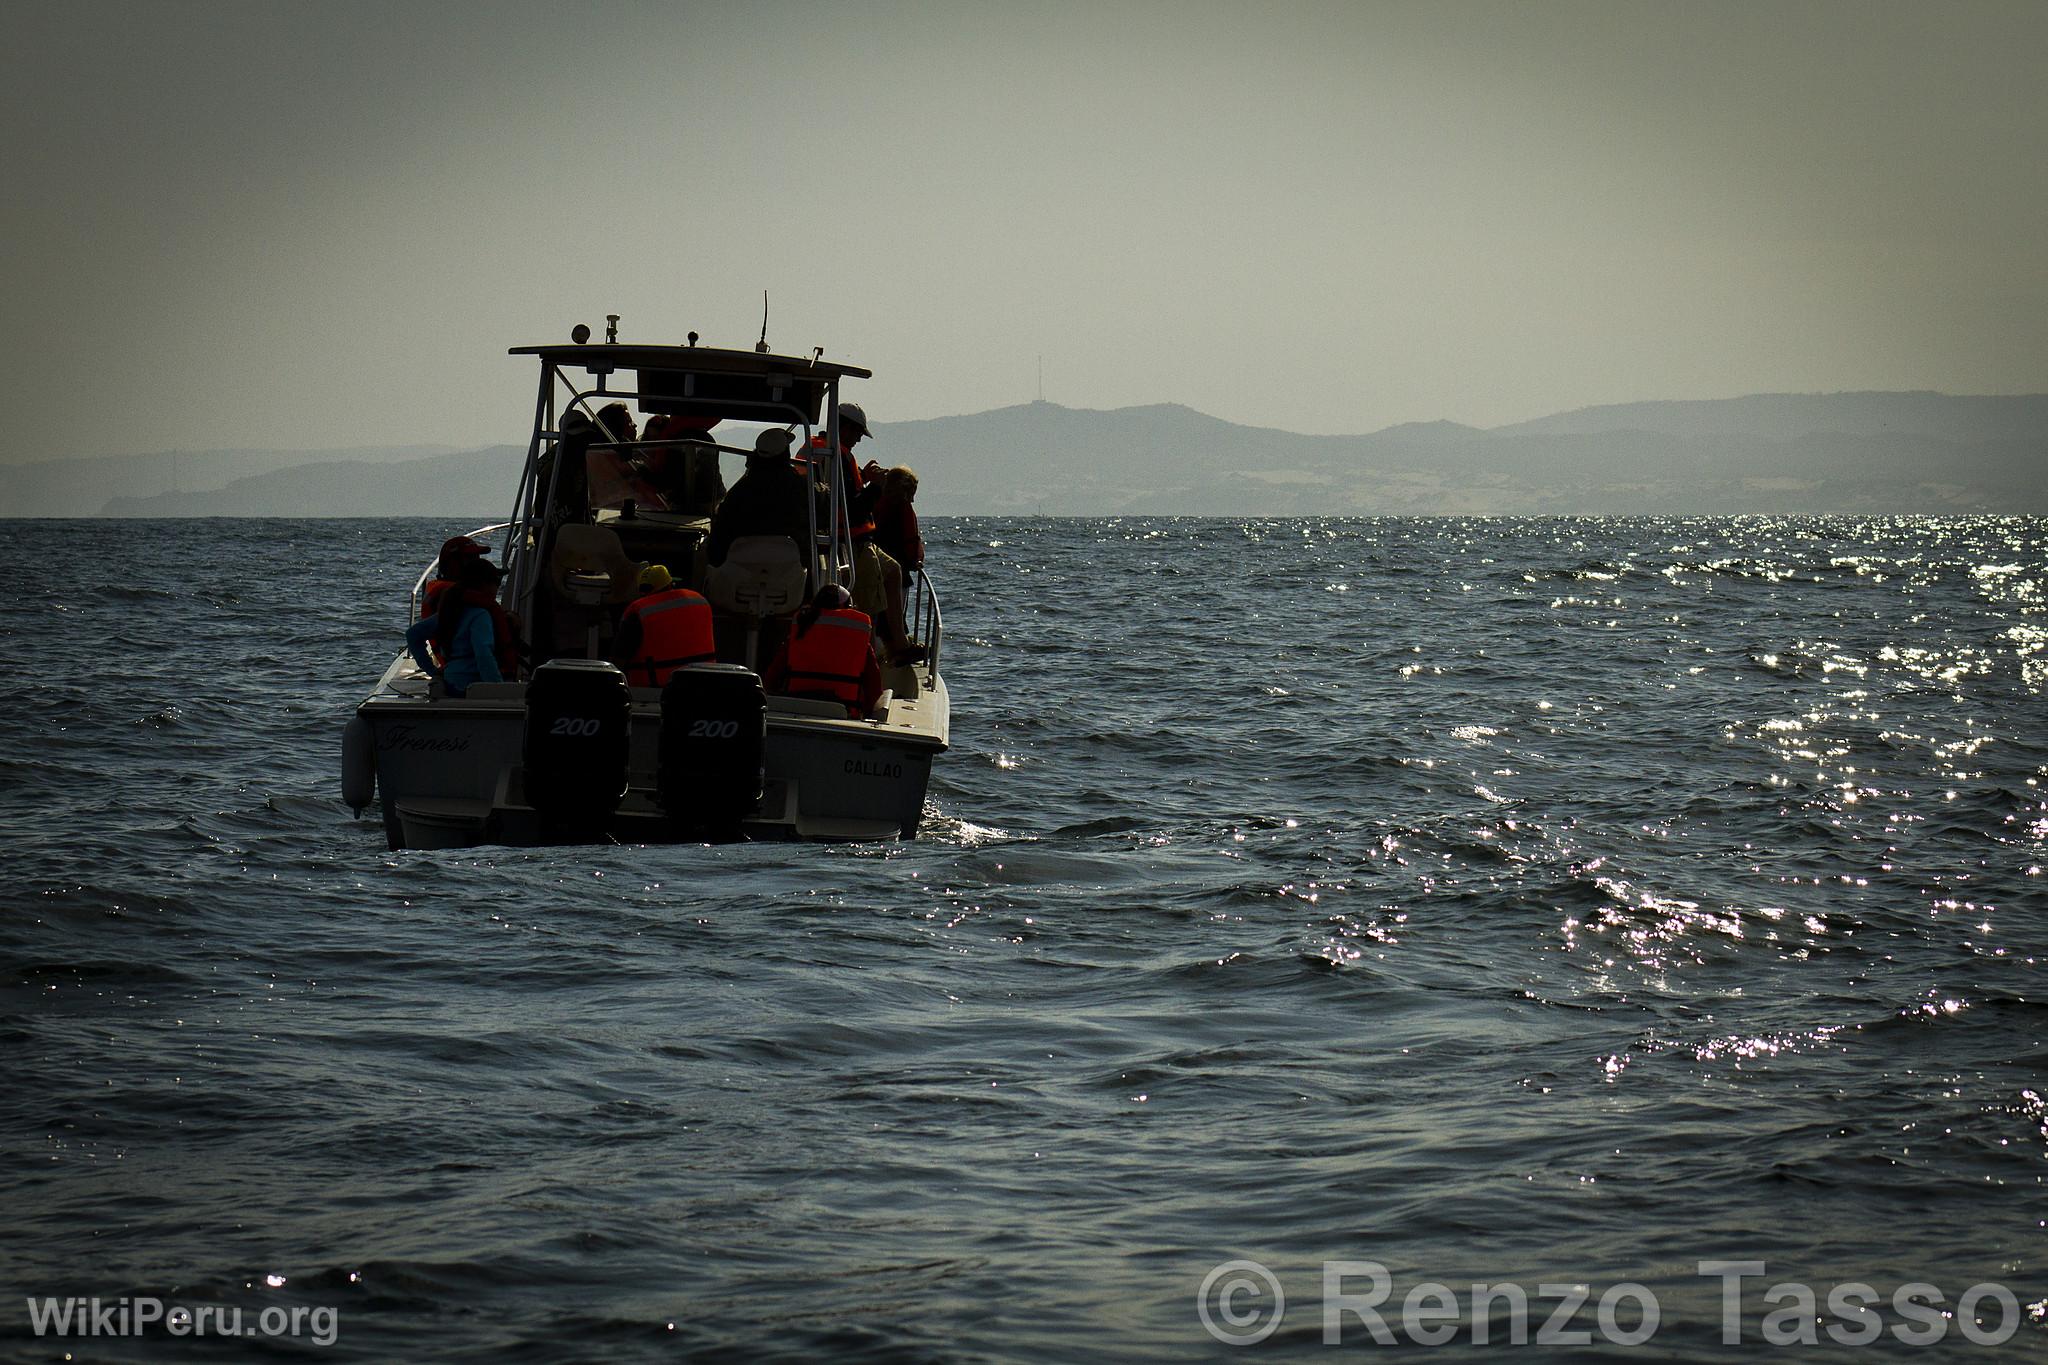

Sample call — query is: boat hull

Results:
[354,664,947,849]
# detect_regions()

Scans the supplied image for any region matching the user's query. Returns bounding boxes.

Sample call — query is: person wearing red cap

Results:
[406,555,516,696]
[421,535,492,620]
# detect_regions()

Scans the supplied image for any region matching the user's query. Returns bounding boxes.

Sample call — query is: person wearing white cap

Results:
[706,428,813,568]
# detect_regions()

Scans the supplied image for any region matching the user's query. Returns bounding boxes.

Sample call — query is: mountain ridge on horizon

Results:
[884,388,2048,443]
[6,389,2041,517]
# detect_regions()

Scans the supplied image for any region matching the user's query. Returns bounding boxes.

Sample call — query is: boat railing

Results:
[410,523,511,622]
[911,570,943,681]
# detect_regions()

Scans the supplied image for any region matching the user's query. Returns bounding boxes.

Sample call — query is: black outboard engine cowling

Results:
[659,664,766,836]
[523,659,632,828]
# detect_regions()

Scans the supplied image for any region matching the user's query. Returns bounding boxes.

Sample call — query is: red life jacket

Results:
[620,588,715,687]
[429,588,519,679]
[422,578,458,664]
[460,588,521,680]
[477,591,521,679]
[779,608,873,714]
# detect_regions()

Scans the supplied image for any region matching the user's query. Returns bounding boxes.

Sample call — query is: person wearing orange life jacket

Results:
[612,563,715,688]
[762,584,883,719]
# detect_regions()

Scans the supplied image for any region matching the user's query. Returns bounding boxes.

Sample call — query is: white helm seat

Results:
[705,536,806,617]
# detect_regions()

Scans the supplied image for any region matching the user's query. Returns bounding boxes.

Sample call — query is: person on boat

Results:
[405,556,517,697]
[536,412,597,523]
[706,428,812,568]
[638,413,725,516]
[535,404,639,524]
[871,465,923,577]
[799,401,883,530]
[595,402,637,446]
[800,405,923,665]
[612,563,715,688]
[421,534,493,619]
[762,584,882,719]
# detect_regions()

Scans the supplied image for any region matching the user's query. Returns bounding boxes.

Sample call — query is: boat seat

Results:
[704,536,806,617]
[550,523,639,605]
[544,523,638,660]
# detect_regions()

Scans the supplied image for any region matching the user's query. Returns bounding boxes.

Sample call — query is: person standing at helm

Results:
[612,563,715,688]
[762,584,883,719]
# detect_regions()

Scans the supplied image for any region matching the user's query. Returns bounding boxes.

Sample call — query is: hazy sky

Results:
[4,0,2043,462]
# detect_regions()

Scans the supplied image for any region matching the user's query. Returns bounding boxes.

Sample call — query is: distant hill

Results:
[879,394,2046,515]
[9,444,462,517]
[1493,391,2048,442]
[18,391,2046,517]
[97,446,525,518]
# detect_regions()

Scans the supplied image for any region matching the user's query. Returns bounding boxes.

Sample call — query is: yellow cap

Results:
[637,563,673,592]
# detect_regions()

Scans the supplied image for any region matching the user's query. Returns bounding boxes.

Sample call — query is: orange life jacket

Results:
[801,433,875,539]
[780,608,873,713]
[620,588,715,687]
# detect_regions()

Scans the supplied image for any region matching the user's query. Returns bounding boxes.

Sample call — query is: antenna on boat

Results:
[756,292,770,353]
[605,314,620,344]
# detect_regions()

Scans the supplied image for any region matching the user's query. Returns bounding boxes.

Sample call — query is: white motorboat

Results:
[342,322,948,848]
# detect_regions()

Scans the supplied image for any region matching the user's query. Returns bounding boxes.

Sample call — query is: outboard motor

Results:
[659,664,766,837]
[524,659,632,829]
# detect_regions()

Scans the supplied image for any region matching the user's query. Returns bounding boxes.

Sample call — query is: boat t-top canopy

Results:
[509,342,871,428]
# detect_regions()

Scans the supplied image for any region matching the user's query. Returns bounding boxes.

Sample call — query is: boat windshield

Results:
[585,445,677,516]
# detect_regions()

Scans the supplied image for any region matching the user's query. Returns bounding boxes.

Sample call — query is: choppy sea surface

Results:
[0,515,2043,1361]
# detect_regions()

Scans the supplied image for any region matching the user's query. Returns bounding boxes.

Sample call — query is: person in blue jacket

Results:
[405,556,509,696]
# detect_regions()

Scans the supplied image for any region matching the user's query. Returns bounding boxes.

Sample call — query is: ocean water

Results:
[0,515,2043,1361]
